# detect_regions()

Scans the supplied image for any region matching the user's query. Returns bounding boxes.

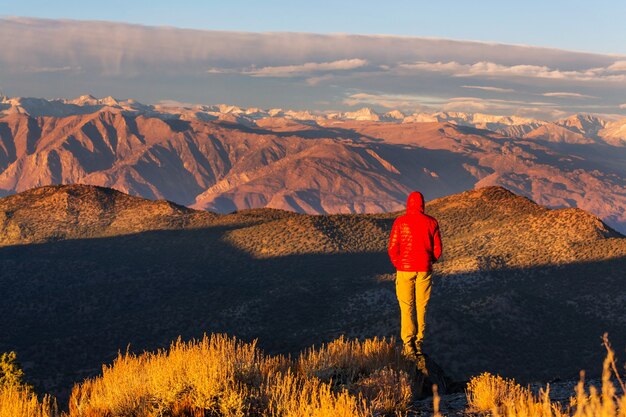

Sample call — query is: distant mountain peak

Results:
[343,107,381,121]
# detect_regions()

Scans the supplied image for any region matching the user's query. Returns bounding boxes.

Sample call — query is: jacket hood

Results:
[406,191,424,215]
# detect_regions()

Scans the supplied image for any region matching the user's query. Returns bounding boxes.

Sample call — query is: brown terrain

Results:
[0,96,625,234]
[0,184,624,403]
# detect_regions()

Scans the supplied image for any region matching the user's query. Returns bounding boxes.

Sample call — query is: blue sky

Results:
[1,2,626,118]
[3,0,626,54]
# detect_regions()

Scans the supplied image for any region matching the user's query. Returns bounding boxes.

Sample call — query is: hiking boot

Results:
[402,342,416,357]
[415,340,424,356]
[402,344,419,361]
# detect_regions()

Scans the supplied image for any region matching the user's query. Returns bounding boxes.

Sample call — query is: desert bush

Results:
[297,336,405,383]
[466,372,535,413]
[0,352,30,391]
[264,370,371,417]
[351,367,412,415]
[0,351,57,417]
[68,334,284,417]
[297,336,413,415]
[567,335,626,417]
[466,334,626,417]
[0,384,58,417]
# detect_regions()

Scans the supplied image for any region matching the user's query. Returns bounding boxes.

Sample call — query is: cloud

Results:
[608,61,626,71]
[243,59,369,77]
[2,18,621,77]
[542,92,597,99]
[343,93,438,110]
[399,60,626,82]
[461,85,515,93]
[1,17,625,119]
[306,74,335,86]
[208,59,369,78]
[157,99,198,107]
[27,65,80,73]
[440,96,568,119]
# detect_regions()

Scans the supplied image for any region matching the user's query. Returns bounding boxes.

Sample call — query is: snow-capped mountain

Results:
[0,95,624,233]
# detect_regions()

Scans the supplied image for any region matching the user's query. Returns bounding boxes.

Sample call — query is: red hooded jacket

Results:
[388,192,442,272]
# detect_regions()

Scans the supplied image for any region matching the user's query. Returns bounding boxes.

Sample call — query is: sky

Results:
[1,1,626,119]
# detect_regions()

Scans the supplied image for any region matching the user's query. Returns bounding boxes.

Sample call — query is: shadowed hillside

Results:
[0,184,624,403]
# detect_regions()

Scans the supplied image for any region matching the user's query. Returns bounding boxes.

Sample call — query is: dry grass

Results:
[297,336,413,414]
[264,370,370,417]
[466,334,626,417]
[66,334,416,417]
[68,334,283,417]
[0,385,58,417]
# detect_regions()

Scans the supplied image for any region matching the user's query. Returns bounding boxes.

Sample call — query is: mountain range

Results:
[1,184,624,402]
[0,95,625,234]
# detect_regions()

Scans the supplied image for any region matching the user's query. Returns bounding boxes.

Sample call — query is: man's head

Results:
[406,191,424,215]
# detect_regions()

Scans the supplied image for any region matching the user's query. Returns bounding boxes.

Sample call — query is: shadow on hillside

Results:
[0,226,624,403]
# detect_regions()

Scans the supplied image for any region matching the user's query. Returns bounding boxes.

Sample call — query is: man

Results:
[388,191,442,358]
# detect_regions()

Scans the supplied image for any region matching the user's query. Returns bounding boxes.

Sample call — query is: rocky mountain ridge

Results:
[0,95,625,235]
[2,95,625,145]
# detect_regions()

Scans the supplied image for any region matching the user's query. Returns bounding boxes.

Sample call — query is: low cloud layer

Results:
[1,17,625,119]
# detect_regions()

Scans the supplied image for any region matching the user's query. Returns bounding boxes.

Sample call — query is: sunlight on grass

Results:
[67,334,414,417]
[0,385,58,417]
[466,334,626,417]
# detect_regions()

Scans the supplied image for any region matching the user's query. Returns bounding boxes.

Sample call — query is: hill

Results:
[0,184,625,402]
[0,96,625,234]
[0,184,215,245]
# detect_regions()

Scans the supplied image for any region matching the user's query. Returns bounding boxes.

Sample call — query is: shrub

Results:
[0,351,56,417]
[68,334,283,417]
[264,370,371,417]
[0,352,30,391]
[465,334,626,417]
[297,336,413,415]
[466,372,534,413]
[0,385,57,417]
[351,367,412,415]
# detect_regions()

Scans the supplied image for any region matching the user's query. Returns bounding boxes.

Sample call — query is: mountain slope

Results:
[0,96,625,234]
[0,185,624,400]
[0,184,215,245]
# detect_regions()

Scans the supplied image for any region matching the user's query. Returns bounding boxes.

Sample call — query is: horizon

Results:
[3,92,625,122]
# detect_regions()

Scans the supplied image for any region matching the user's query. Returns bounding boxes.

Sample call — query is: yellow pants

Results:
[395,271,433,350]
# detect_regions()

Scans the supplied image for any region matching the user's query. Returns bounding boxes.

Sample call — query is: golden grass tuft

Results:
[297,336,404,383]
[466,334,626,417]
[297,336,413,414]
[0,385,58,417]
[351,367,412,415]
[466,372,534,413]
[68,334,284,417]
[264,370,370,417]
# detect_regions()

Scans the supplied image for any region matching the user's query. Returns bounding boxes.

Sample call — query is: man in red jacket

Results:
[388,191,442,358]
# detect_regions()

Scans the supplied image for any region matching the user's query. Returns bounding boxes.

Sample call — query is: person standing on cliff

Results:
[388,191,442,359]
